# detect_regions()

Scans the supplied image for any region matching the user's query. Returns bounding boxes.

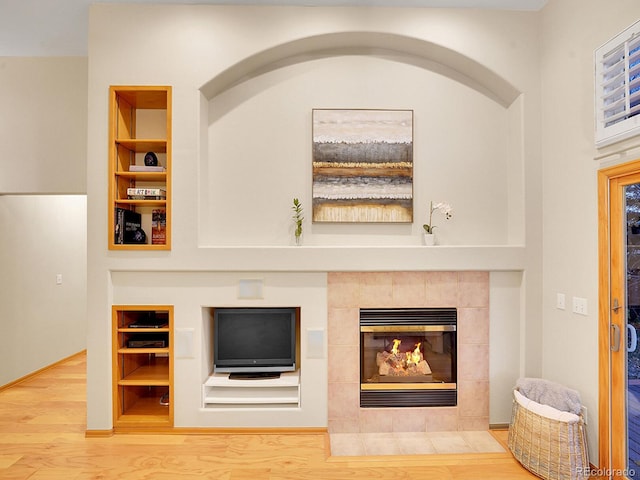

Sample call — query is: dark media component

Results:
[213,307,296,378]
[144,151,158,166]
[127,338,167,348]
[128,311,169,328]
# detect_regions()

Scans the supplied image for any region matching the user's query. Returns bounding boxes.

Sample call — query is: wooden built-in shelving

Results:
[112,305,173,429]
[108,86,171,250]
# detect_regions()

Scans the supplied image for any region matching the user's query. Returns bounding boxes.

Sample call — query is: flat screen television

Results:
[213,307,296,377]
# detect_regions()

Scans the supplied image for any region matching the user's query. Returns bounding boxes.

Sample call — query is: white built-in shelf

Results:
[202,370,300,409]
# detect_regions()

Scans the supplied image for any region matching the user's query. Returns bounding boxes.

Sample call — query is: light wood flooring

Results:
[0,352,539,479]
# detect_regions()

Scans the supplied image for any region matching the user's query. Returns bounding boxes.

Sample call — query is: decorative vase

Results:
[295,234,303,246]
[423,233,436,246]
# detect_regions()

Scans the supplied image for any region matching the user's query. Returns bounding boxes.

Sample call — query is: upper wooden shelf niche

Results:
[108,86,172,250]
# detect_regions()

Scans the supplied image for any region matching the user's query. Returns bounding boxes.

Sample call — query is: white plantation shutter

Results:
[596,20,640,147]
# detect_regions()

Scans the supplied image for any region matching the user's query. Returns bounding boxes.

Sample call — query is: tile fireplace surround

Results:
[327,271,489,434]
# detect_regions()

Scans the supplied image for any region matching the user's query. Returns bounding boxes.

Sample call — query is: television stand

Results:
[202,370,300,408]
[229,372,281,380]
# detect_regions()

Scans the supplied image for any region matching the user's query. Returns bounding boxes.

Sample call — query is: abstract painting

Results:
[312,109,413,223]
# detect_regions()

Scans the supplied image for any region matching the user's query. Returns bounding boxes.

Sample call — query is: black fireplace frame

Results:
[359,307,457,408]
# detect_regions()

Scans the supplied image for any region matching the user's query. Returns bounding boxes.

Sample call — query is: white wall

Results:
[540,0,640,462]
[0,57,87,194]
[0,195,87,386]
[86,4,542,431]
[111,271,327,427]
[202,55,510,246]
[0,56,88,386]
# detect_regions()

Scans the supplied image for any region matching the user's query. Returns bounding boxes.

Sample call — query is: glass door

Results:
[606,170,640,480]
[626,183,640,479]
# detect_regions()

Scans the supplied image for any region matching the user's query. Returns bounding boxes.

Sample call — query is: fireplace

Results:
[328,271,489,434]
[360,308,457,408]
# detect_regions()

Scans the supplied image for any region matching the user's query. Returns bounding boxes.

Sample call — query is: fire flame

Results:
[390,340,422,366]
[379,339,429,377]
[410,342,421,365]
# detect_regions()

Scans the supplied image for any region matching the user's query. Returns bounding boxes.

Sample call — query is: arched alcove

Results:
[200,31,520,107]
[198,31,524,247]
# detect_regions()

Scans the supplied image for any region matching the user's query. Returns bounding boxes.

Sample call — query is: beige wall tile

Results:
[392,271,426,306]
[359,408,393,433]
[327,272,361,308]
[457,271,490,307]
[328,382,360,419]
[328,345,360,383]
[392,408,428,432]
[425,271,458,306]
[359,272,394,307]
[457,307,489,345]
[457,343,489,381]
[425,408,458,432]
[457,381,490,417]
[327,307,359,346]
[457,416,490,431]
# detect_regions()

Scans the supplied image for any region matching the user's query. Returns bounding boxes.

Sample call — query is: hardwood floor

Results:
[0,352,538,479]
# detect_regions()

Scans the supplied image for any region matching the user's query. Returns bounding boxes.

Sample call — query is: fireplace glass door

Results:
[361,326,456,388]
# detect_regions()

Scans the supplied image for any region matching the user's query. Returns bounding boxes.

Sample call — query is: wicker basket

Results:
[508,390,590,480]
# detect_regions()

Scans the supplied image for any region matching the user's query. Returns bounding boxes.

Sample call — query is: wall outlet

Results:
[572,297,588,316]
[56,274,63,285]
[556,293,566,310]
[581,405,587,424]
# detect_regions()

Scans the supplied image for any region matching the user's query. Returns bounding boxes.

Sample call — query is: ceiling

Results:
[0,0,547,56]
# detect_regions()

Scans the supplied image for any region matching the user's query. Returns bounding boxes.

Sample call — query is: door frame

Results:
[598,159,640,473]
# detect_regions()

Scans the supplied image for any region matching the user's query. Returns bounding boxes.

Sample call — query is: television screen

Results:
[214,307,296,375]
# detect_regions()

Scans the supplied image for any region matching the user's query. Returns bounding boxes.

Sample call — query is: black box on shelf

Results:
[127,336,167,348]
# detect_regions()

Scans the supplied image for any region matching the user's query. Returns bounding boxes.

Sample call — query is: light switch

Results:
[572,297,588,316]
[556,293,565,310]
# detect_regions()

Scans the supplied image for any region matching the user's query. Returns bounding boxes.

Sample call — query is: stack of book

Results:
[127,187,166,200]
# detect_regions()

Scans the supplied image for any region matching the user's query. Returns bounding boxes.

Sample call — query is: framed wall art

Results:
[312,109,413,223]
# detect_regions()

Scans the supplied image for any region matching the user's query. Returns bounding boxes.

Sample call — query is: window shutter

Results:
[596,20,640,148]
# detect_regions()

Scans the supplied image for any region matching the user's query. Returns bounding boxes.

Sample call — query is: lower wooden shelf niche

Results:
[202,370,300,409]
[112,305,173,429]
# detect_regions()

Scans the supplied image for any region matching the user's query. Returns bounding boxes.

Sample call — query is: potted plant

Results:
[292,198,304,245]
[422,201,453,245]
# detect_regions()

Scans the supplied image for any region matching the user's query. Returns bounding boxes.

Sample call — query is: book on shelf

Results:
[128,195,166,200]
[127,187,166,200]
[114,207,146,244]
[152,209,166,245]
[129,165,166,172]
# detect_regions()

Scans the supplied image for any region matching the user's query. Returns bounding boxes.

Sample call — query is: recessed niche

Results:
[201,306,302,409]
[198,52,518,248]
